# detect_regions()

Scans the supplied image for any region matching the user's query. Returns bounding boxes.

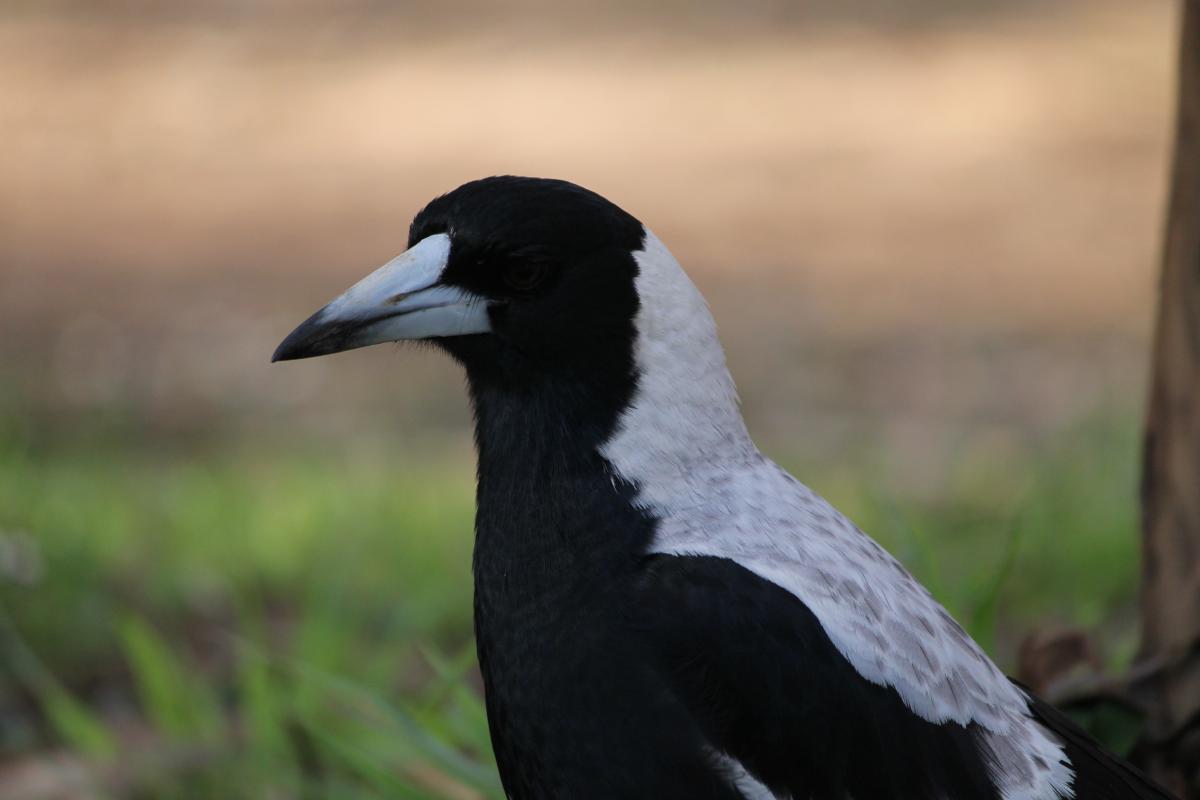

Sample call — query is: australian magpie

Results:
[274,176,1172,800]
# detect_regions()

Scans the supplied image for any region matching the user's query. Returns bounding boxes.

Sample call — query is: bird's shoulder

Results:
[641,457,1075,799]
[626,552,1003,799]
[648,458,1018,725]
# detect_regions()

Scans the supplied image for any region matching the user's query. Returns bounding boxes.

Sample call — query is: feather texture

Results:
[604,231,1074,799]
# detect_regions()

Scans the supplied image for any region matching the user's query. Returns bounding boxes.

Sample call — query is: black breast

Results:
[467,375,745,800]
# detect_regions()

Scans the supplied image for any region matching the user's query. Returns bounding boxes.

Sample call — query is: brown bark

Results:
[1136,3,1200,795]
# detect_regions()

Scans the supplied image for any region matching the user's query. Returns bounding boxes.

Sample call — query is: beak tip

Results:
[272,311,329,363]
[271,334,303,363]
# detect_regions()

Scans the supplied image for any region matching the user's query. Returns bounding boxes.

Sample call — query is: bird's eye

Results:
[503,263,549,292]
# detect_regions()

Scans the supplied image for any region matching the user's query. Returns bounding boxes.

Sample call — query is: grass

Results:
[0,428,493,798]
[0,406,1145,797]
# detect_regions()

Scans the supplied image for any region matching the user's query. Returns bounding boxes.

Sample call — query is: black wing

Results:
[629,553,1002,800]
[1021,689,1176,799]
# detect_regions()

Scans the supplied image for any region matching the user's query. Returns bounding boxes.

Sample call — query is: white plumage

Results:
[602,231,1075,800]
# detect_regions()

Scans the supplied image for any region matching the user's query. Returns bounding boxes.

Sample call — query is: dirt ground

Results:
[0,0,1175,470]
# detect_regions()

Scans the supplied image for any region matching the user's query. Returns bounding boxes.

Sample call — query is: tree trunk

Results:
[1136,2,1200,795]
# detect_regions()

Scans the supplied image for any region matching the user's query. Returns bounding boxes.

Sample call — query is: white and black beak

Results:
[272,232,490,362]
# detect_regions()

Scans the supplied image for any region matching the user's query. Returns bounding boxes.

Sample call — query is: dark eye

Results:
[504,263,549,292]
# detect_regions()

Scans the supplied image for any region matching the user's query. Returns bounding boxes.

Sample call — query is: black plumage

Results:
[275,176,1175,800]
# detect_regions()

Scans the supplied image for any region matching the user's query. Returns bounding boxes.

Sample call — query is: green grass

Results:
[0,431,495,798]
[0,407,1145,797]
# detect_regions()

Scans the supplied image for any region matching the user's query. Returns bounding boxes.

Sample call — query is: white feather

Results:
[709,749,786,799]
[600,230,1075,800]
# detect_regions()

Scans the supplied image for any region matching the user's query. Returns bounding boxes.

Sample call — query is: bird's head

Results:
[275,175,746,465]
[273,176,649,377]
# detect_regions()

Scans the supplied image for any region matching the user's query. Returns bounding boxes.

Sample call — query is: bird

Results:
[273,176,1172,800]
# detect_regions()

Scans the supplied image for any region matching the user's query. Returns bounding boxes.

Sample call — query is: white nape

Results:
[600,229,1075,800]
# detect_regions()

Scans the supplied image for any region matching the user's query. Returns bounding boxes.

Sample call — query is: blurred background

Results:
[0,0,1174,797]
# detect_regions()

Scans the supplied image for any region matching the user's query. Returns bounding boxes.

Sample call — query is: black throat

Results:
[446,332,692,799]
[461,345,652,605]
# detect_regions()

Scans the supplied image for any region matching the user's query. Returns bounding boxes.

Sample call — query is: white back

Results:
[600,231,1074,800]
